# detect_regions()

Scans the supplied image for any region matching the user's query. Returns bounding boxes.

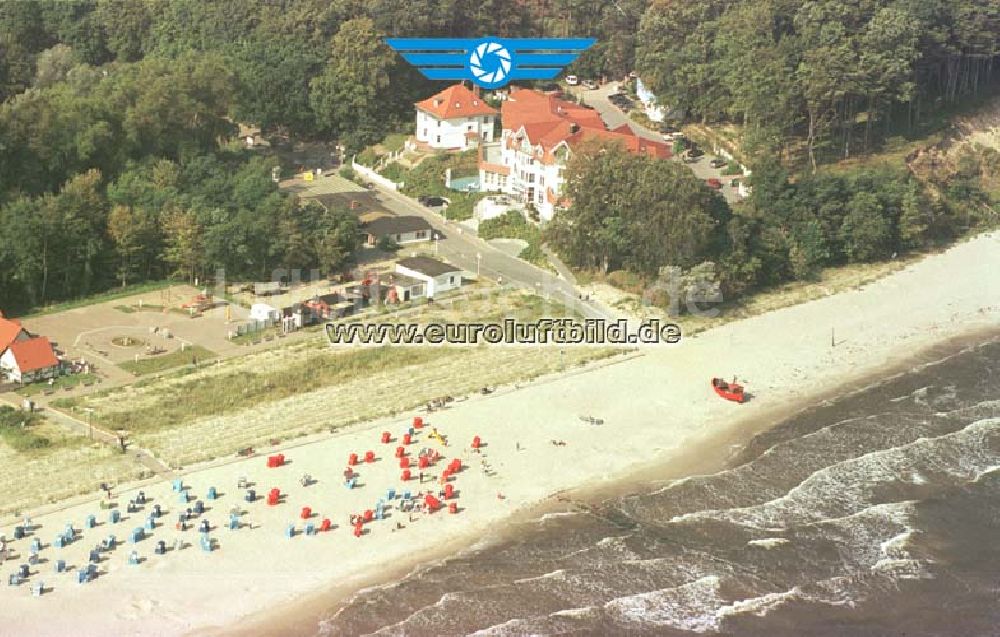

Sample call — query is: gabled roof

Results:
[416,84,498,120]
[501,88,671,165]
[5,337,58,373]
[363,215,432,237]
[396,256,462,277]
[501,88,605,134]
[0,316,25,352]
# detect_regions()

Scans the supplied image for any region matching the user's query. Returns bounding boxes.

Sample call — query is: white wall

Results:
[352,161,403,191]
[416,111,495,149]
[394,265,462,297]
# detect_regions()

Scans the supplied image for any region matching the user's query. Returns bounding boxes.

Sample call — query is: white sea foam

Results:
[716,587,804,620]
[747,537,789,549]
[604,576,724,633]
[669,418,999,529]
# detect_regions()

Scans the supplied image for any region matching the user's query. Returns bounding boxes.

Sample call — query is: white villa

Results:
[415,84,498,150]
[476,87,671,221]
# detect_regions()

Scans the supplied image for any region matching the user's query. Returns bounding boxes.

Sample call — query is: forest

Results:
[637,0,1000,168]
[0,0,996,314]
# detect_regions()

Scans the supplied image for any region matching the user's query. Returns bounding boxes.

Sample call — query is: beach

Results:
[1,231,997,637]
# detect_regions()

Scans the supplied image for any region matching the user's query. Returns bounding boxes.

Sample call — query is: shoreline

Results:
[217,325,1000,637]
[0,231,996,637]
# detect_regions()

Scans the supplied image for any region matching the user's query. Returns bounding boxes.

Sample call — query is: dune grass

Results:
[119,345,217,376]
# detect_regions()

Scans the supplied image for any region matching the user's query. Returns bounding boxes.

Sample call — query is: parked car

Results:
[687,148,704,158]
[418,195,449,207]
[538,82,561,94]
[730,178,741,187]
[709,158,727,169]
[658,123,679,134]
[706,178,723,190]
[582,79,597,90]
[565,75,579,86]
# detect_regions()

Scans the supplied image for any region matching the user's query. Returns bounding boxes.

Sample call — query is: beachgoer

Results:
[516,442,521,451]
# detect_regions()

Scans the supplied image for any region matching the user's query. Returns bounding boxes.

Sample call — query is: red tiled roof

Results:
[0,317,25,351]
[502,88,670,165]
[501,88,604,133]
[5,336,59,373]
[416,84,498,120]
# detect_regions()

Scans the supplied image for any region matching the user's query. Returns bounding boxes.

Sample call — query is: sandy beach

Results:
[1,231,997,637]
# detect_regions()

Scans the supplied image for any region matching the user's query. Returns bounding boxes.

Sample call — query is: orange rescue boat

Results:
[711,377,746,403]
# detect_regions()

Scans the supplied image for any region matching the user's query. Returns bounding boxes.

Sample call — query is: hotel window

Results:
[436,136,441,143]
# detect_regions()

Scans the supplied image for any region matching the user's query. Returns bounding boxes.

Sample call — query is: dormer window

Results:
[473,100,479,106]
[455,102,461,108]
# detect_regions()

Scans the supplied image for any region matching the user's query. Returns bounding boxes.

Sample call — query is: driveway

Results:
[576,83,742,204]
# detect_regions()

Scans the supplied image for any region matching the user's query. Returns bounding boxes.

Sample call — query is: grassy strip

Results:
[0,406,52,451]
[16,373,99,397]
[478,210,547,266]
[119,345,217,376]
[93,346,449,433]
[14,280,177,319]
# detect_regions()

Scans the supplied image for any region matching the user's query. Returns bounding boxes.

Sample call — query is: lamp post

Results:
[476,253,482,278]
[83,407,94,440]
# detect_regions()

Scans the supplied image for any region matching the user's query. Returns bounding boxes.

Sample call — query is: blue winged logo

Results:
[386,37,596,89]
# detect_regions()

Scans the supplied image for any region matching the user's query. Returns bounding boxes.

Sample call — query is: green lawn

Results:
[17,373,99,397]
[119,345,217,376]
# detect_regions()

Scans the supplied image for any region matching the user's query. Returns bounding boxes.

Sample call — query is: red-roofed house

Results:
[477,87,670,221]
[0,312,29,352]
[1,336,61,383]
[415,83,498,150]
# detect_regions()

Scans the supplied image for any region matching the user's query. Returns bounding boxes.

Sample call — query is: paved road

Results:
[373,186,615,320]
[577,83,741,204]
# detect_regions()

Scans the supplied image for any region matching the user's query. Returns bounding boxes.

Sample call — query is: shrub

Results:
[0,406,51,451]
[380,162,407,182]
[377,236,400,252]
[356,148,378,167]
[339,166,356,181]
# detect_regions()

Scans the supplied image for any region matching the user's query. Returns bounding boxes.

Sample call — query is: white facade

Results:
[394,265,462,298]
[416,110,495,150]
[478,131,568,222]
[249,303,279,322]
[0,347,59,384]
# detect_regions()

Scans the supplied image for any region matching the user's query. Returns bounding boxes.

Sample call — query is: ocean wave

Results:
[668,417,999,529]
[604,576,724,633]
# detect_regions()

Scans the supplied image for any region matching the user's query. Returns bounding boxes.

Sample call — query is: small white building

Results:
[394,257,463,298]
[0,336,61,383]
[249,303,279,322]
[415,84,498,150]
